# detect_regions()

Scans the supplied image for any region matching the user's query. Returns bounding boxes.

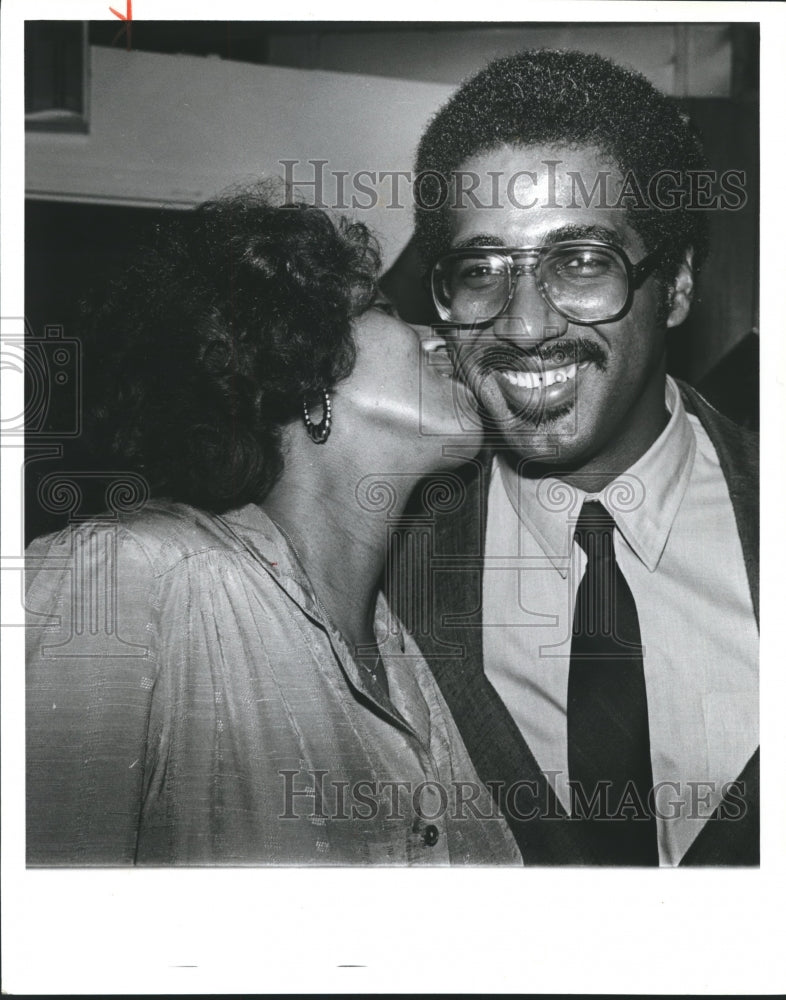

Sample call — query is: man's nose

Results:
[493,273,568,346]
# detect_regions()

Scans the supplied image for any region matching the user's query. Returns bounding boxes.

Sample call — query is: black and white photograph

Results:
[2,1,784,994]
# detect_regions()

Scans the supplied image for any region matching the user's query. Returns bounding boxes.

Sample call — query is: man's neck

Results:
[520,378,672,493]
[556,403,670,493]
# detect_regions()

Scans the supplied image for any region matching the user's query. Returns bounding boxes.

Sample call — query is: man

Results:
[392,49,758,865]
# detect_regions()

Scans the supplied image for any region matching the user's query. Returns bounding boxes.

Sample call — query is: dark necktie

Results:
[567,500,659,865]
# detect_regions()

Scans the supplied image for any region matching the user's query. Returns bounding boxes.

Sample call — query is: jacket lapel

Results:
[680,747,759,865]
[677,380,759,627]
[675,382,759,865]
[393,453,597,863]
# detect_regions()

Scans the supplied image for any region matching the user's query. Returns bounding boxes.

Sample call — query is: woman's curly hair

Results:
[84,187,380,512]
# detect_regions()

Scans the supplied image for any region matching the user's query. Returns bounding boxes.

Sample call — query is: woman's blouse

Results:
[26,501,521,866]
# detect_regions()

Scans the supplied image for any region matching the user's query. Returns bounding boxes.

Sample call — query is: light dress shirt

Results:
[483,376,759,865]
[27,501,521,866]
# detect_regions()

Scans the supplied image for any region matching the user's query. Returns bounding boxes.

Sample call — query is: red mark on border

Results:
[110,0,133,51]
[109,0,132,20]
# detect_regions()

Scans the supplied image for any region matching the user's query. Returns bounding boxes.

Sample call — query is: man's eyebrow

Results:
[541,224,625,247]
[450,225,628,252]
[452,234,506,250]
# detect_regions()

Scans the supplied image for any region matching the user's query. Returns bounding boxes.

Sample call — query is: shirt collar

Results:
[216,503,419,735]
[500,375,696,576]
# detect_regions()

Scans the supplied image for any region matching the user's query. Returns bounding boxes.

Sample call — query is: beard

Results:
[505,395,577,427]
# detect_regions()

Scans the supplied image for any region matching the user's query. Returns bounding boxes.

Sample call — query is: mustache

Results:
[456,338,609,379]
[524,339,608,370]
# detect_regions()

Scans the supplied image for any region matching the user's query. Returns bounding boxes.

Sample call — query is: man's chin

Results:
[484,394,578,439]
[506,396,577,428]
[486,397,592,464]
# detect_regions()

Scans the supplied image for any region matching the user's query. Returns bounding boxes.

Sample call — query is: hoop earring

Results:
[302,389,332,444]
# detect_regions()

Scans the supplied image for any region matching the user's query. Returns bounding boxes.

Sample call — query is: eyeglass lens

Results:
[433,244,630,324]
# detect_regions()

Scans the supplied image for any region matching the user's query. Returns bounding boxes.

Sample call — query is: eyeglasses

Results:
[430,240,668,326]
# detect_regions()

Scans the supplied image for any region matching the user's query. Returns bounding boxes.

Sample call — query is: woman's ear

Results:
[666,247,695,328]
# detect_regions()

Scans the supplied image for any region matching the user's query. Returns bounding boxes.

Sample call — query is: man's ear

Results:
[666,247,694,328]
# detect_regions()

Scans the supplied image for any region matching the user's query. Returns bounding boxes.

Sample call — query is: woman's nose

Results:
[413,324,448,352]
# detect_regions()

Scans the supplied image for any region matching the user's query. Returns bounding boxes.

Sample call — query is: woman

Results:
[25,188,521,866]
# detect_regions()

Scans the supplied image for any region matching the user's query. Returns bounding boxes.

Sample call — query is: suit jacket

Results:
[389,381,759,865]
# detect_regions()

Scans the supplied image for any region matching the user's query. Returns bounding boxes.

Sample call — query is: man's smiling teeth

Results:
[501,363,578,389]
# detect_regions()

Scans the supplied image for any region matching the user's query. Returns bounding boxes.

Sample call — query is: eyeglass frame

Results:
[430,238,671,327]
